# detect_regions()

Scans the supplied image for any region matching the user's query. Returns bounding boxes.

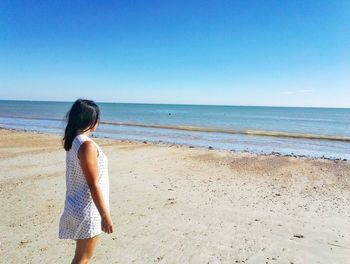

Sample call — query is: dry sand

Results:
[0,128,349,263]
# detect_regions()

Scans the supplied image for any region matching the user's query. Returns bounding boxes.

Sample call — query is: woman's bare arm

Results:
[78,141,113,233]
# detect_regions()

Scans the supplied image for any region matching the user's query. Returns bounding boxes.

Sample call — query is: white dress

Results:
[58,134,109,240]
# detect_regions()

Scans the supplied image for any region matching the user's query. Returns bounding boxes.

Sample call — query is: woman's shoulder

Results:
[73,134,90,144]
[76,134,101,150]
[70,134,91,153]
[75,134,103,158]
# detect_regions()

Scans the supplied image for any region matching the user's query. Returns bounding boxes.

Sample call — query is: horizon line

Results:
[0,98,349,110]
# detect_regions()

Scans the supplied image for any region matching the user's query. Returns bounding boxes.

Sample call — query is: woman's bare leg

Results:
[71,235,99,264]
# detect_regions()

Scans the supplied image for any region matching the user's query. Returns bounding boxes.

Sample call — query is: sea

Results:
[0,100,349,160]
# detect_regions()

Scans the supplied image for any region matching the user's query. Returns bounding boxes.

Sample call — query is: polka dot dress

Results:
[58,134,109,240]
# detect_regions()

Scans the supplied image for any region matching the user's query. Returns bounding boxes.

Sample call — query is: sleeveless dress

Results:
[58,134,110,240]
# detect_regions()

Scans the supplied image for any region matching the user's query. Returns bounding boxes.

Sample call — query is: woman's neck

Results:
[82,130,91,136]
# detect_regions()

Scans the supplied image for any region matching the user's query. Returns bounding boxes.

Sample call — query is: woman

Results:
[58,99,113,264]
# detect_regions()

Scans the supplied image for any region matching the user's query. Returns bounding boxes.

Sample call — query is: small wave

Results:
[101,121,350,142]
[0,115,62,122]
[1,115,349,142]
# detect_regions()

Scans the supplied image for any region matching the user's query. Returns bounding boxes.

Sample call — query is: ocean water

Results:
[0,100,349,159]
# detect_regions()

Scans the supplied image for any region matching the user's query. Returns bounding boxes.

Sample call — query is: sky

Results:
[0,0,349,107]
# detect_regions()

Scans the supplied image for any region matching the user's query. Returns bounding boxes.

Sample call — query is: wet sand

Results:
[0,128,349,263]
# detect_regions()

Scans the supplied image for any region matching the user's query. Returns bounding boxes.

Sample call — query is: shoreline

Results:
[1,126,348,163]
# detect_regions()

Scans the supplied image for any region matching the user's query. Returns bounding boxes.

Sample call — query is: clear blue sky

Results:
[1,0,349,107]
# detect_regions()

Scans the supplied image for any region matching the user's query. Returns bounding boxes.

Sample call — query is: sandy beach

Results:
[0,128,349,263]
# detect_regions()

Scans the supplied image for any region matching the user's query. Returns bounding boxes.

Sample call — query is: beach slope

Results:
[0,129,349,263]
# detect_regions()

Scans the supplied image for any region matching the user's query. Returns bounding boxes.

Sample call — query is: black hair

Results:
[63,99,100,151]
